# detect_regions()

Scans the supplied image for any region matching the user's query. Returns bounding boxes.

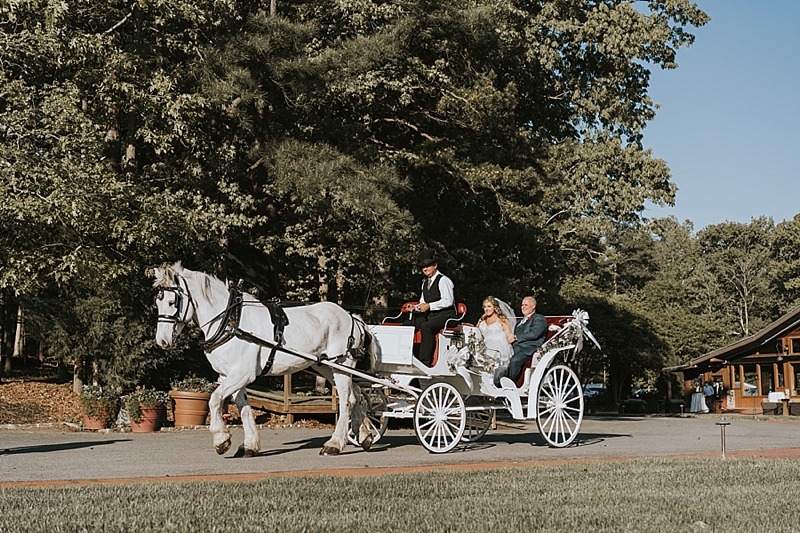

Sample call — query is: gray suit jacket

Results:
[512,312,547,359]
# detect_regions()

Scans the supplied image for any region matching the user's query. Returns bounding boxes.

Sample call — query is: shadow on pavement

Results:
[2,439,131,455]
[237,435,331,458]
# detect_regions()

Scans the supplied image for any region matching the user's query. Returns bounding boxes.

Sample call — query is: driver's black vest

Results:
[421,273,455,316]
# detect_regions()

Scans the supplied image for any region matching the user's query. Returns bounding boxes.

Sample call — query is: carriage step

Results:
[499,377,524,419]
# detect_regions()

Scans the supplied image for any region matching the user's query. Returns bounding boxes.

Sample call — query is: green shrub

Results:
[170,374,216,393]
[125,386,170,423]
[79,385,120,425]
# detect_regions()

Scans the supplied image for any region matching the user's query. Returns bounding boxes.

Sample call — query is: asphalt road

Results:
[2,415,799,485]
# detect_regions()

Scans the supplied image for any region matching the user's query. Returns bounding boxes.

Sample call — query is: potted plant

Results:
[125,386,170,432]
[169,374,216,427]
[79,385,119,430]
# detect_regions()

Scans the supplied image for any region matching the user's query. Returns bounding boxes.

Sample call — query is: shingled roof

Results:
[662,305,800,374]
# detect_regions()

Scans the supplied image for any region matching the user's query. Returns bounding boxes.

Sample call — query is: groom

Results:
[506,296,547,384]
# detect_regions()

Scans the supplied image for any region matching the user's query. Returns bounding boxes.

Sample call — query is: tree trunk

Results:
[370,294,388,324]
[336,268,345,307]
[318,248,328,301]
[13,305,24,365]
[0,299,6,378]
[57,360,71,383]
[317,210,329,301]
[2,315,9,373]
[92,358,100,386]
[72,361,84,395]
[368,261,392,323]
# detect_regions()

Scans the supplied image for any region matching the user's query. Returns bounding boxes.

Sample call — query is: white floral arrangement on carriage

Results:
[446,329,502,374]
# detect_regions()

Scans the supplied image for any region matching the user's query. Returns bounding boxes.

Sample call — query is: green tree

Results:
[633,218,726,367]
[1,0,712,387]
[560,278,668,402]
[698,218,775,337]
[772,214,800,311]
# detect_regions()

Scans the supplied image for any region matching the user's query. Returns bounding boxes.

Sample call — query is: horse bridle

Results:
[154,274,243,351]
[155,276,195,345]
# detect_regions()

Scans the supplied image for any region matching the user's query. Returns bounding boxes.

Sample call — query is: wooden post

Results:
[756,364,762,395]
[682,377,693,409]
[283,374,293,424]
[774,362,780,393]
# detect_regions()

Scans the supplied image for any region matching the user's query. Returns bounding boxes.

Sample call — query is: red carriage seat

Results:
[431,302,467,366]
[515,315,573,388]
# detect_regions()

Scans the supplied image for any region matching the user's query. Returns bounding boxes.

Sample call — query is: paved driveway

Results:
[2,415,799,485]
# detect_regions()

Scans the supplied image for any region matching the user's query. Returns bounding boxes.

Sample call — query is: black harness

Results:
[199,283,290,376]
[200,284,244,353]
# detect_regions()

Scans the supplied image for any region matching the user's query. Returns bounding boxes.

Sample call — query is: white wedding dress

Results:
[478,319,513,364]
[445,299,516,389]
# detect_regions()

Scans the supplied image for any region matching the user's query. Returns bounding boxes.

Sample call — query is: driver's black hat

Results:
[418,249,440,267]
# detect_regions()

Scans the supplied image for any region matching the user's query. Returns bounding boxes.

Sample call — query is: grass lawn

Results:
[1,458,798,532]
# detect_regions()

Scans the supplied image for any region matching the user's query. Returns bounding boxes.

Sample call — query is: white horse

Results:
[153,262,376,457]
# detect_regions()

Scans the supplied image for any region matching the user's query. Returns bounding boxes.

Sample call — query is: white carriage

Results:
[155,264,599,457]
[347,304,600,453]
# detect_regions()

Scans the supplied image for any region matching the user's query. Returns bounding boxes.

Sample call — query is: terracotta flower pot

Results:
[169,390,212,427]
[83,415,110,430]
[128,402,165,433]
[80,396,118,430]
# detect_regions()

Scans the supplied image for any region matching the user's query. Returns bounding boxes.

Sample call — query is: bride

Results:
[447,296,516,383]
[476,296,516,363]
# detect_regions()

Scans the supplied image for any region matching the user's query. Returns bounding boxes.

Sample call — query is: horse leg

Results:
[209,388,233,455]
[350,382,375,451]
[321,370,361,455]
[209,374,252,455]
[233,388,260,457]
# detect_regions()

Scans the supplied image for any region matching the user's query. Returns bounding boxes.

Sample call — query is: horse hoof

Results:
[215,440,232,455]
[360,434,374,451]
[244,448,257,458]
[319,446,340,456]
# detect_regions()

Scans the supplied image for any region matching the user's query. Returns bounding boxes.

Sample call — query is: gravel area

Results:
[0,380,82,425]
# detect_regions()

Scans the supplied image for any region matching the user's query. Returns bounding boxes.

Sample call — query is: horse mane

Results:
[152,262,220,305]
[153,262,182,288]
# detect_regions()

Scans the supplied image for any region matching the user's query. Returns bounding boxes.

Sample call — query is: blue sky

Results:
[642,0,800,231]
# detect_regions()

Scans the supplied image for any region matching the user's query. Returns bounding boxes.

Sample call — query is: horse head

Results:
[153,262,196,349]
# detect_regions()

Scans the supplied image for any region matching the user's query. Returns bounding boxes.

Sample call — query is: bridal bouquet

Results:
[446,330,498,374]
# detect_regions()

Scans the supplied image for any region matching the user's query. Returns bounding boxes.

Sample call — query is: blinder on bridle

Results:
[155,276,194,344]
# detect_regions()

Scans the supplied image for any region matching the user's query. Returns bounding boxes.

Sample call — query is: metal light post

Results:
[715,418,731,458]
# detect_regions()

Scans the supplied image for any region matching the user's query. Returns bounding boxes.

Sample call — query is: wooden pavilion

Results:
[662,306,800,415]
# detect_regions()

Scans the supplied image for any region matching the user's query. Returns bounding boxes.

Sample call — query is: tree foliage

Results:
[1,0,719,388]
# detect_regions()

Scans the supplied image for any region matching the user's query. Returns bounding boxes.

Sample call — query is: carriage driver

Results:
[403,249,457,366]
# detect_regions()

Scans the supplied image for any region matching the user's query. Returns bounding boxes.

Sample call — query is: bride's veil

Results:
[496,299,517,331]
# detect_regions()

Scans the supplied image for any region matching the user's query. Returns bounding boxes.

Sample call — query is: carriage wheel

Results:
[535,365,583,448]
[461,397,492,442]
[348,387,389,446]
[414,382,466,453]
